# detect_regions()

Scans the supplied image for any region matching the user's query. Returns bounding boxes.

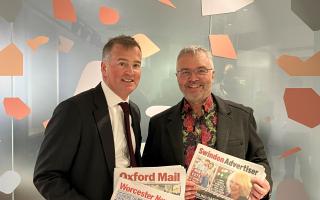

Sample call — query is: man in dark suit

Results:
[142,46,272,200]
[34,35,142,200]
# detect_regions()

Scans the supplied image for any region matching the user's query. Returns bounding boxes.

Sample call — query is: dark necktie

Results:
[119,102,137,167]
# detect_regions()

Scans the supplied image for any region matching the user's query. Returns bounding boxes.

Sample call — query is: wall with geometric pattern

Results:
[0,0,319,199]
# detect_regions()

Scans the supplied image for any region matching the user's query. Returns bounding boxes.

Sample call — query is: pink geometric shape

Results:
[74,61,101,95]
[133,34,160,58]
[52,0,77,22]
[58,35,74,53]
[159,0,176,8]
[209,35,237,59]
[279,147,302,159]
[3,97,31,120]
[99,6,120,25]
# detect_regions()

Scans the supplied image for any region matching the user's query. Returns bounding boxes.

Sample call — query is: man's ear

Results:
[101,61,106,70]
[101,61,108,76]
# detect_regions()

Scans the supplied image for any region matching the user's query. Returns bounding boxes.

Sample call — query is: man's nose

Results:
[188,70,199,80]
[124,65,134,74]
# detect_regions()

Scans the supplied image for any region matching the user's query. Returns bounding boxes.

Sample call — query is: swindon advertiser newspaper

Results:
[113,166,186,199]
[187,144,266,200]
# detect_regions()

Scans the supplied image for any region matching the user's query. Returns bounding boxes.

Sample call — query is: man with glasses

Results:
[34,35,142,200]
[142,46,272,200]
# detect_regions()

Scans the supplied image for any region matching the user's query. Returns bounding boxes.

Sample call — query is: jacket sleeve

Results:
[141,117,158,166]
[33,100,88,200]
[247,111,272,199]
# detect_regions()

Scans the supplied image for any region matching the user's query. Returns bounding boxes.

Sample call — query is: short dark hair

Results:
[102,35,141,60]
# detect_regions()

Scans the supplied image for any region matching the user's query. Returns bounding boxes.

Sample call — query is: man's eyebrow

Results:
[117,58,141,64]
[179,66,207,70]
[197,66,208,68]
[117,58,128,61]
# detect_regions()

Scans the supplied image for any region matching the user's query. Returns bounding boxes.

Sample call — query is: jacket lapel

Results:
[166,101,184,165]
[214,96,232,153]
[93,84,115,177]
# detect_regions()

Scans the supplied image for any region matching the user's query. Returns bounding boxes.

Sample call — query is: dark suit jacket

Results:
[142,95,272,199]
[34,83,142,200]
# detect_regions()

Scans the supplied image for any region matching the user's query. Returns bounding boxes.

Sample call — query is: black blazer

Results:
[142,95,272,199]
[34,83,142,200]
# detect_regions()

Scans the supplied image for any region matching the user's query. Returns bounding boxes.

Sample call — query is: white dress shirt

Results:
[101,81,136,168]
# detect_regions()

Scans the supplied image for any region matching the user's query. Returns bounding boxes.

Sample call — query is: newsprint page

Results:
[187,144,266,200]
[111,178,181,200]
[113,166,186,199]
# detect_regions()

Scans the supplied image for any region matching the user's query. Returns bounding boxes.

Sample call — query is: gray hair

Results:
[177,45,214,69]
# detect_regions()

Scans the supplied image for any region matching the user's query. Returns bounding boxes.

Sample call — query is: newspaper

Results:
[111,177,181,200]
[187,144,266,200]
[114,166,186,199]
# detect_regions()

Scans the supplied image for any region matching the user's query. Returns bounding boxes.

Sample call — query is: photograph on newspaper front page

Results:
[187,144,266,200]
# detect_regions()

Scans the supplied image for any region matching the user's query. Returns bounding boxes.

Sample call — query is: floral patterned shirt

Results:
[182,95,218,168]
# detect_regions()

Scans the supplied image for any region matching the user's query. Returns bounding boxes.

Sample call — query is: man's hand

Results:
[185,180,197,200]
[250,177,270,200]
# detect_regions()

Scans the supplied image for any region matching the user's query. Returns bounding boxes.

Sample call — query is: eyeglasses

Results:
[176,67,213,78]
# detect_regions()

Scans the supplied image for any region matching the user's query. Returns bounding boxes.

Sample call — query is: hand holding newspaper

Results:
[187,144,266,200]
[111,177,181,200]
[114,166,186,199]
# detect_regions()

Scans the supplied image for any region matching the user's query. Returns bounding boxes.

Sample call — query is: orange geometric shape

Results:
[42,119,50,128]
[201,0,254,16]
[3,97,31,120]
[279,147,302,159]
[99,6,120,25]
[159,0,176,8]
[52,0,77,23]
[26,36,49,51]
[284,88,320,128]
[277,51,320,76]
[133,34,160,58]
[209,35,237,59]
[58,35,74,53]
[0,43,23,76]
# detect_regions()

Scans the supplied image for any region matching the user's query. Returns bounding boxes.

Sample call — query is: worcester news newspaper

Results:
[111,178,181,200]
[187,144,266,200]
[113,166,186,199]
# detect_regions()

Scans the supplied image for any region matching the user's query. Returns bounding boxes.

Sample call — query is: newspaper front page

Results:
[114,166,186,199]
[187,144,266,200]
[111,177,181,200]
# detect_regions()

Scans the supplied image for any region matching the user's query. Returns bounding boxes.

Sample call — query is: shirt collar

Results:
[182,94,214,114]
[101,81,129,107]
